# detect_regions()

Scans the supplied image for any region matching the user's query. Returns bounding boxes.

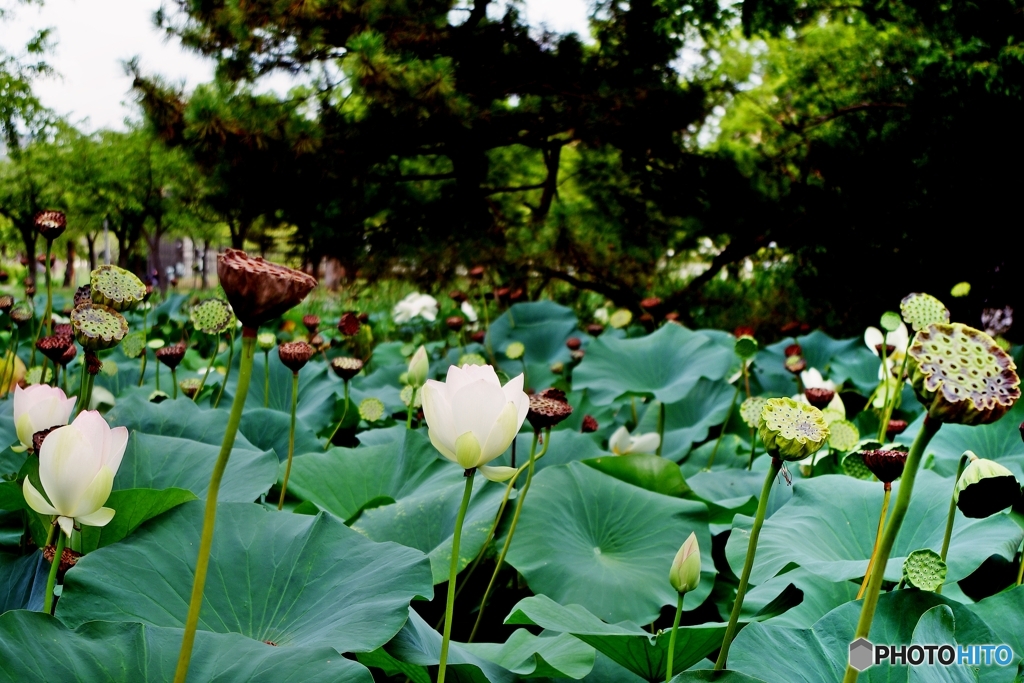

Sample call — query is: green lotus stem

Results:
[195,342,217,401]
[878,353,911,441]
[61,361,68,393]
[174,332,256,683]
[856,485,891,600]
[323,380,351,449]
[44,241,54,336]
[747,430,757,470]
[656,401,665,457]
[438,468,476,683]
[706,385,741,470]
[1016,543,1024,587]
[171,369,178,399]
[2,326,19,399]
[277,372,300,510]
[937,453,971,593]
[406,388,415,430]
[43,527,66,615]
[666,591,685,682]
[138,351,147,387]
[875,344,891,442]
[155,359,161,391]
[842,418,941,683]
[213,330,235,409]
[714,456,782,671]
[469,429,549,642]
[263,350,270,407]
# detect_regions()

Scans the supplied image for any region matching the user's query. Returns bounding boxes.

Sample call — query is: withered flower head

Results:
[527,388,573,431]
[59,343,77,367]
[54,322,72,338]
[446,316,465,332]
[155,343,187,370]
[566,337,582,351]
[581,415,599,433]
[179,378,203,399]
[43,543,81,580]
[278,341,315,374]
[34,210,67,240]
[74,285,92,308]
[85,350,103,375]
[331,356,364,381]
[804,387,835,410]
[586,323,604,337]
[862,449,908,485]
[338,311,361,336]
[302,314,320,335]
[36,335,73,365]
[0,295,12,313]
[216,248,317,331]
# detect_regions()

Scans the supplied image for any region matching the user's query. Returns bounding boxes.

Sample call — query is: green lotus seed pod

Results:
[901,549,946,592]
[950,282,971,298]
[734,335,758,360]
[757,397,830,462]
[256,332,276,352]
[359,397,386,423]
[190,298,236,335]
[900,293,950,332]
[841,452,875,480]
[10,302,33,325]
[121,331,146,359]
[827,419,860,452]
[458,353,487,367]
[505,341,525,360]
[907,323,1020,425]
[880,311,902,333]
[954,455,1021,518]
[609,309,632,329]
[740,396,768,429]
[71,303,129,351]
[90,265,147,311]
[179,378,203,398]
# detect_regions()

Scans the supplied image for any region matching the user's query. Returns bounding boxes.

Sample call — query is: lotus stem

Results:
[842,417,941,683]
[43,241,53,337]
[277,372,300,510]
[43,527,66,615]
[469,429,549,642]
[1016,542,1024,587]
[656,401,665,457]
[714,456,783,671]
[195,341,217,401]
[875,344,891,442]
[666,591,685,682]
[263,350,270,407]
[707,385,741,470]
[747,430,757,470]
[437,468,476,683]
[213,330,235,409]
[323,380,350,449]
[1,326,19,399]
[879,353,911,440]
[856,485,891,599]
[138,350,147,387]
[406,389,415,430]
[174,331,256,683]
[937,453,971,593]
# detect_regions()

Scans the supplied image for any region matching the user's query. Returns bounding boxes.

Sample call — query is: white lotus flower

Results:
[13,385,76,452]
[800,368,836,392]
[609,426,661,455]
[422,364,529,482]
[593,307,610,324]
[22,410,128,536]
[392,292,439,324]
[461,300,478,323]
[864,323,909,364]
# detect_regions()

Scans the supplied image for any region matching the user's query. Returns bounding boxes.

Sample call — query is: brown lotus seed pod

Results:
[470,330,486,344]
[179,378,203,398]
[85,350,103,375]
[302,314,320,335]
[43,543,81,580]
[34,210,67,240]
[566,337,582,351]
[586,323,604,337]
[331,356,364,381]
[886,420,909,440]
[784,344,802,357]
[446,316,465,332]
[31,426,59,454]
[640,297,662,311]
[785,355,807,374]
[278,341,314,374]
[0,295,11,313]
[155,343,187,370]
[862,449,908,485]
[58,343,77,368]
[54,323,72,338]
[74,285,92,308]
[570,349,585,362]
[338,312,361,336]
[10,303,33,325]
[449,290,468,304]
[527,391,573,431]
[216,248,317,331]
[804,388,835,410]
[581,415,599,433]
[468,266,485,279]
[36,335,73,365]
[310,333,329,352]
[24,284,36,297]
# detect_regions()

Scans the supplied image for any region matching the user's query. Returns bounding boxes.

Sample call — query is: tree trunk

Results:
[85,233,97,272]
[20,225,36,286]
[63,240,76,287]
[149,233,165,294]
[200,240,208,289]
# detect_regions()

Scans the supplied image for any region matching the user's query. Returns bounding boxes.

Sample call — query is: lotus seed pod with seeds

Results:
[902,549,946,591]
[302,314,320,335]
[842,453,875,480]
[71,303,128,350]
[886,419,909,440]
[278,341,314,374]
[880,311,902,333]
[861,449,907,484]
[58,344,76,367]
[950,282,971,298]
[758,397,829,462]
[740,396,768,429]
[0,295,12,313]
[505,341,525,360]
[156,343,187,370]
[121,332,146,359]
[446,316,465,332]
[36,335,72,365]
[954,456,1021,518]
[10,303,33,325]
[907,322,1020,425]
[216,248,317,330]
[257,332,277,352]
[459,353,487,366]
[179,378,203,399]
[400,385,422,408]
[190,298,236,335]
[581,415,599,433]
[90,265,147,311]
[527,391,573,431]
[34,210,67,240]
[900,293,950,332]
[827,419,860,452]
[359,397,386,423]
[338,312,361,336]
[331,357,364,381]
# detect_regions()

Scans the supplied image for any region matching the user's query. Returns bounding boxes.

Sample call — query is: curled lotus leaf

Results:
[900,292,950,332]
[190,298,236,335]
[908,322,1020,425]
[827,419,860,452]
[359,397,386,422]
[121,331,146,359]
[739,396,768,429]
[71,303,129,350]
[90,265,147,312]
[901,549,946,591]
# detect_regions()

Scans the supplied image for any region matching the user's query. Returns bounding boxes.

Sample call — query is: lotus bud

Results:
[71,303,128,351]
[804,387,835,410]
[216,248,317,331]
[302,314,320,335]
[907,323,1020,425]
[408,346,429,388]
[527,389,573,431]
[34,210,66,241]
[581,415,599,433]
[278,341,314,374]
[669,532,701,594]
[331,357,364,381]
[338,312,361,336]
[861,449,907,485]
[954,452,1022,518]
[758,397,829,462]
[14,385,76,452]
[156,343,186,370]
[90,265,147,311]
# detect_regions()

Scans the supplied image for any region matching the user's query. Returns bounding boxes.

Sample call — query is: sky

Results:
[2,0,592,132]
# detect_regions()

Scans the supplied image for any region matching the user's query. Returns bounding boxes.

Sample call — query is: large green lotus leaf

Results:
[505,594,726,682]
[898,400,1024,472]
[230,356,339,433]
[0,403,22,475]
[908,606,977,683]
[58,502,432,654]
[514,429,605,472]
[356,648,430,683]
[728,590,1004,683]
[486,301,581,391]
[555,389,621,436]
[740,567,857,629]
[753,330,879,396]
[462,629,596,679]
[506,462,714,622]
[386,608,515,683]
[633,379,739,461]
[79,487,196,553]
[726,472,1023,586]
[574,324,734,405]
[968,585,1024,664]
[0,552,45,612]
[239,407,322,462]
[0,610,371,683]
[583,454,691,498]
[106,392,260,449]
[669,673,767,683]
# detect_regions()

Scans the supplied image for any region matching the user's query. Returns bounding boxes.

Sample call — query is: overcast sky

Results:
[3,0,591,132]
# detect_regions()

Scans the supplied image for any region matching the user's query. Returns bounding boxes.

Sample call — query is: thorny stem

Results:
[277,372,300,509]
[437,469,476,683]
[856,485,891,600]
